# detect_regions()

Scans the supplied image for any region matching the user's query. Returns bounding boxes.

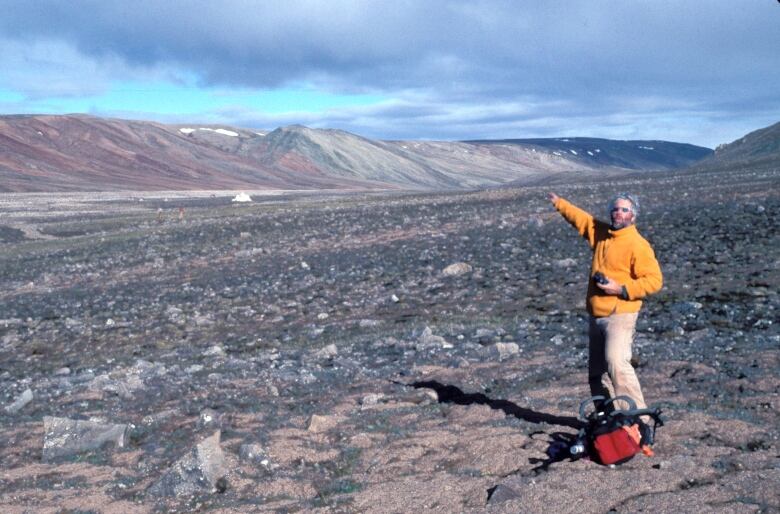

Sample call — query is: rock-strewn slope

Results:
[0,114,713,192]
[0,165,777,512]
[690,120,780,173]
[468,136,712,170]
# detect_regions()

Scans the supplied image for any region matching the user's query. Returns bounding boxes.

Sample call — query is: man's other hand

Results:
[548,192,559,205]
[596,275,624,296]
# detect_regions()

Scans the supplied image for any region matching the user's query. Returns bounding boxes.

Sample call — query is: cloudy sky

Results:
[1,1,778,148]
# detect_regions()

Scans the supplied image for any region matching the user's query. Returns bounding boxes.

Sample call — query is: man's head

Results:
[608,193,639,229]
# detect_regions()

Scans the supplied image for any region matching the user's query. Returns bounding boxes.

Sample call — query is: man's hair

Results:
[608,192,640,218]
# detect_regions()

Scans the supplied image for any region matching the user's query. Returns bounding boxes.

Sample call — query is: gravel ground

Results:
[0,166,778,513]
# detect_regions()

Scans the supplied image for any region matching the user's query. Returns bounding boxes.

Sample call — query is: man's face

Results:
[610,199,635,229]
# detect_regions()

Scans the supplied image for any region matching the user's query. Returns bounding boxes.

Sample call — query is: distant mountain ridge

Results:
[471,137,712,170]
[0,114,715,192]
[689,121,780,173]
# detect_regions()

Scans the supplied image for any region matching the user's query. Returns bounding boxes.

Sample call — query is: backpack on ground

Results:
[570,395,664,466]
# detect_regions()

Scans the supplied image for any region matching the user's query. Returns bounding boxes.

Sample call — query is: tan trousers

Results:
[588,312,646,412]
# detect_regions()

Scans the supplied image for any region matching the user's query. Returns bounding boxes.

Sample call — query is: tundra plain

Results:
[1,165,778,513]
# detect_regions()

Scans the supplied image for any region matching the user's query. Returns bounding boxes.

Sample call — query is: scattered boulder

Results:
[88,372,145,399]
[553,258,578,268]
[417,326,453,350]
[481,342,520,361]
[400,388,438,404]
[148,431,227,497]
[42,416,130,461]
[442,262,473,277]
[308,414,341,433]
[1,167,778,511]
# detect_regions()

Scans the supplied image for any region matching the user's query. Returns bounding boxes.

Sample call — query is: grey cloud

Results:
[3,1,777,94]
[1,0,778,147]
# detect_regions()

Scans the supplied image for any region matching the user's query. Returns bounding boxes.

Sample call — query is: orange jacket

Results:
[554,197,663,317]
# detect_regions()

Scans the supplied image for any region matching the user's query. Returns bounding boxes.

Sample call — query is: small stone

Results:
[454,356,471,368]
[5,388,33,414]
[198,408,223,429]
[481,342,520,361]
[671,301,703,316]
[142,409,178,426]
[488,484,521,504]
[423,389,439,402]
[360,393,385,408]
[315,343,338,360]
[308,414,340,433]
[417,326,450,350]
[239,443,267,463]
[203,345,226,357]
[474,328,498,344]
[193,314,215,326]
[550,334,566,346]
[553,258,577,268]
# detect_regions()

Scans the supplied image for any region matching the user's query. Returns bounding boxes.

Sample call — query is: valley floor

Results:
[0,166,778,512]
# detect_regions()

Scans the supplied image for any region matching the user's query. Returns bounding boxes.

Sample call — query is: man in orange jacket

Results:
[548,192,663,415]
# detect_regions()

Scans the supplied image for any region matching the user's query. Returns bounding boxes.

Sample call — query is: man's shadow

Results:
[410,380,584,471]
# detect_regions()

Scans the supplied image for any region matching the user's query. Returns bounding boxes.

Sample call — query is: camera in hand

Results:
[593,271,609,285]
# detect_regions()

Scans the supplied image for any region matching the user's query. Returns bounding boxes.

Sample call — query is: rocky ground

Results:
[0,166,778,513]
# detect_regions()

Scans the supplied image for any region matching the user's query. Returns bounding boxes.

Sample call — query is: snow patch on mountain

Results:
[179,128,239,137]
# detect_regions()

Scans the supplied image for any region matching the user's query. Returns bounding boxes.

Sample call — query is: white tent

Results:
[232,193,252,203]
